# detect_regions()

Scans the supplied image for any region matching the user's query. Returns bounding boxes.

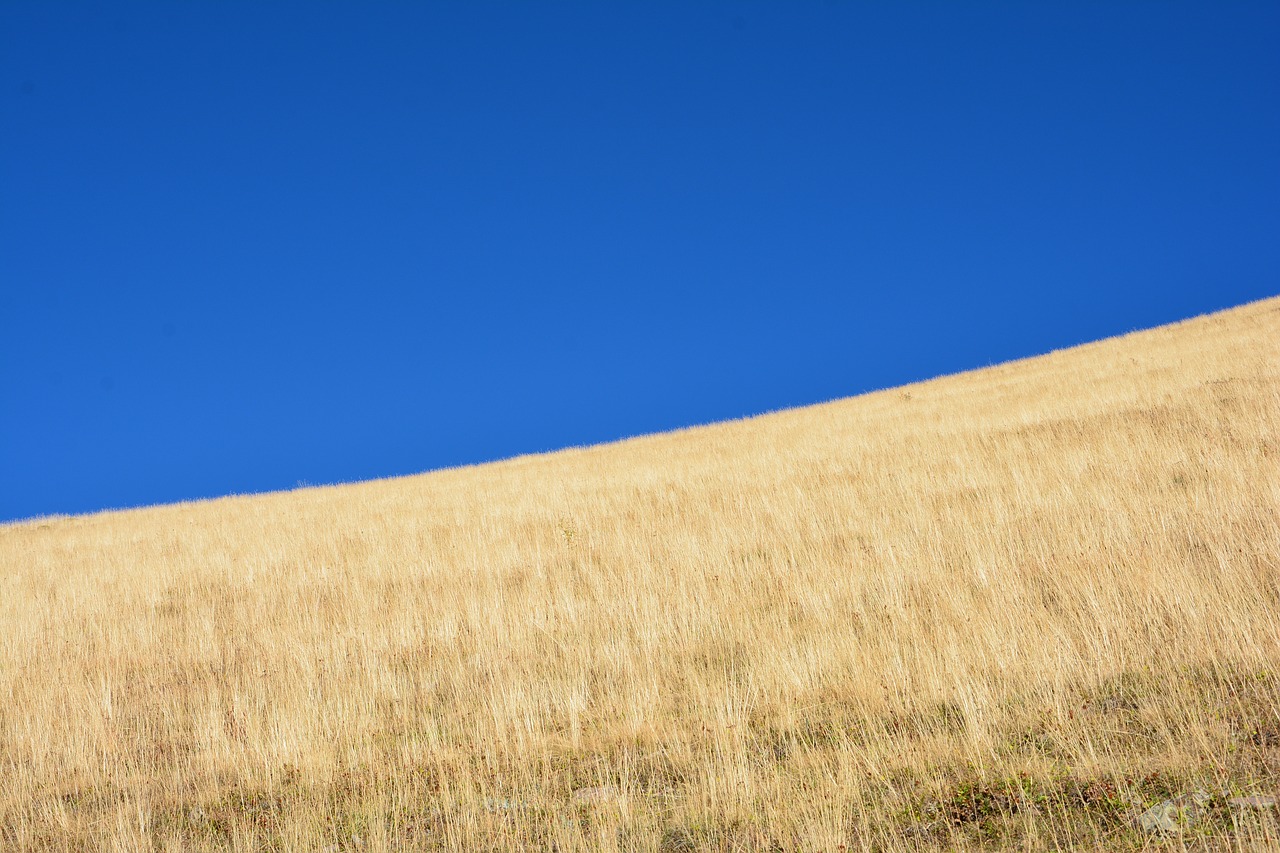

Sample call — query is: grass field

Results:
[2,296,1278,851]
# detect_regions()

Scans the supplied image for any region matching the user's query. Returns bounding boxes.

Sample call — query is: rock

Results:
[571,785,621,805]
[1134,789,1211,834]
[1229,794,1277,809]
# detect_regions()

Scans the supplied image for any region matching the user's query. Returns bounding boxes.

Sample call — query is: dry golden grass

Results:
[2,297,1279,852]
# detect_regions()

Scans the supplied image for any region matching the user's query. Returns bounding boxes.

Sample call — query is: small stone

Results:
[1136,801,1181,834]
[1135,789,1211,834]
[1229,795,1278,809]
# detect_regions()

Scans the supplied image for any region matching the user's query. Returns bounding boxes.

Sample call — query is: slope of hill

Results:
[2,297,1278,850]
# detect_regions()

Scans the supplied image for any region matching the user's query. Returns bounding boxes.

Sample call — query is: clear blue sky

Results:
[3,3,1278,522]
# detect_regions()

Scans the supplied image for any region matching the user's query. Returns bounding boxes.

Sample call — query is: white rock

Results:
[1229,794,1277,809]
[1135,790,1211,834]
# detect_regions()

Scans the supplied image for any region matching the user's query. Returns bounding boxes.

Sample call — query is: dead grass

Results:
[1,296,1278,851]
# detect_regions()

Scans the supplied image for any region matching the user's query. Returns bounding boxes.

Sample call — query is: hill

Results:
[2,297,1278,850]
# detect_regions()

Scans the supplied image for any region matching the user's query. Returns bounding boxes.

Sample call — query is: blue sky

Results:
[2,3,1278,522]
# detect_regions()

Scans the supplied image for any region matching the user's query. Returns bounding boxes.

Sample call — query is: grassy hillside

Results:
[2,297,1278,851]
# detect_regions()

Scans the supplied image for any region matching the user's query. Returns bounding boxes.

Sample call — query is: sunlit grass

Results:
[2,297,1278,850]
